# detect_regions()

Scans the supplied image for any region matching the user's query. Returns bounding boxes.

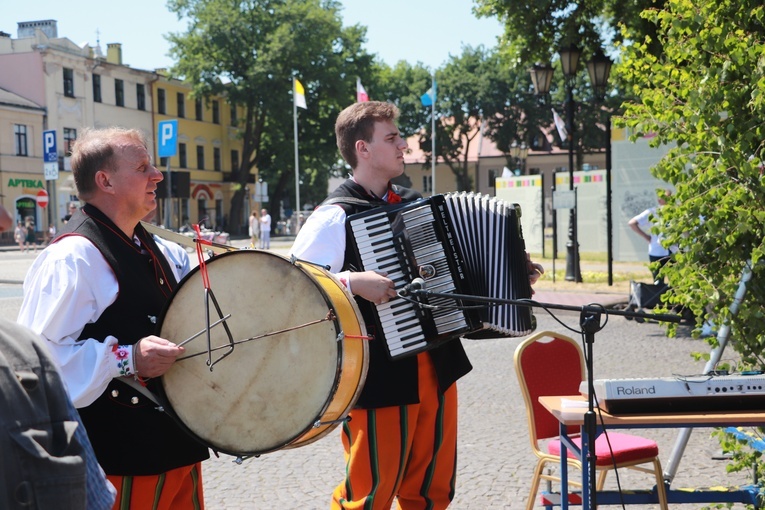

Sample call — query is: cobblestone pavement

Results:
[0,247,756,509]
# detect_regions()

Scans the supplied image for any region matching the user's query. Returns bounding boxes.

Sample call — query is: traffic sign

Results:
[158,120,178,158]
[553,190,576,210]
[43,129,59,180]
[37,189,49,208]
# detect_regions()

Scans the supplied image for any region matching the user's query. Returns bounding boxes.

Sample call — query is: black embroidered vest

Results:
[59,205,209,475]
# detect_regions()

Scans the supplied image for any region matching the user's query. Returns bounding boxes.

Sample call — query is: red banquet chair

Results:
[514,330,668,509]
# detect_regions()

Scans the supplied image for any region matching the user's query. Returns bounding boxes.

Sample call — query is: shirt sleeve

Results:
[17,237,134,408]
[290,205,353,290]
[154,235,192,282]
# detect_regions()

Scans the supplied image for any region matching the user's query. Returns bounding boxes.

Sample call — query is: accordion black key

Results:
[347,192,535,360]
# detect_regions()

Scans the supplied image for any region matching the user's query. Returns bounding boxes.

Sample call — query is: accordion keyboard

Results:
[350,205,470,359]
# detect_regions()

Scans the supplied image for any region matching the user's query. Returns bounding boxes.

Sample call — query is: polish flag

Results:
[356,78,369,102]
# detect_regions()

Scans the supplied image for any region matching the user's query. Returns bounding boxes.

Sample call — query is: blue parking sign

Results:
[43,130,57,163]
[43,130,58,180]
[158,120,178,158]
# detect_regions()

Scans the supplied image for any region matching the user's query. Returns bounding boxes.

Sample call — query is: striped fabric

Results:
[108,463,203,510]
[331,353,458,510]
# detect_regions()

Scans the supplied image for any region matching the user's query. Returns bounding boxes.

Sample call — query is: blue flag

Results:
[421,81,437,107]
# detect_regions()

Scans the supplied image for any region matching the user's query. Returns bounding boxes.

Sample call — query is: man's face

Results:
[364,120,408,179]
[106,138,163,221]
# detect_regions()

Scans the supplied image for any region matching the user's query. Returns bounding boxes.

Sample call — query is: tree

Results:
[473,0,665,64]
[619,1,765,353]
[166,0,374,231]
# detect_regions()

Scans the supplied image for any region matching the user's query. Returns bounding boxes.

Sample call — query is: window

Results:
[177,92,185,118]
[213,147,221,171]
[488,169,498,188]
[115,79,125,107]
[212,100,220,124]
[14,124,28,156]
[159,157,168,167]
[196,145,205,170]
[158,88,166,114]
[63,68,74,97]
[195,98,203,121]
[230,149,239,172]
[93,74,102,102]
[422,175,432,193]
[230,104,237,126]
[63,128,77,156]
[179,143,187,168]
[136,84,146,111]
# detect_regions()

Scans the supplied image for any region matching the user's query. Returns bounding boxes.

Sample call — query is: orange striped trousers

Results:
[107,462,204,510]
[331,353,459,510]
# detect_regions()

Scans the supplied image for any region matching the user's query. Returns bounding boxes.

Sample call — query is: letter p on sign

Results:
[158,120,178,158]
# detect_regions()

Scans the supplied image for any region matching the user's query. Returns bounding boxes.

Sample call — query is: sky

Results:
[3,0,504,71]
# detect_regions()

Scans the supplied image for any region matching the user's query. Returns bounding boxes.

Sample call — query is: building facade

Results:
[152,74,246,231]
[0,19,247,242]
[0,86,46,241]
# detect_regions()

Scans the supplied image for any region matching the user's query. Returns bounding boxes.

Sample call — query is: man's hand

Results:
[349,270,398,305]
[133,336,185,378]
[527,252,544,288]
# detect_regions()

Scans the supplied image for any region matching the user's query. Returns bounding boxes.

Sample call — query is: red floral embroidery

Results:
[112,344,131,376]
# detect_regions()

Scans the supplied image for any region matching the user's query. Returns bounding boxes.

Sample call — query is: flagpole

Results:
[293,77,301,220]
[430,73,436,195]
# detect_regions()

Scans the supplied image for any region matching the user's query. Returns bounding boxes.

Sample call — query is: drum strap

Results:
[118,377,161,406]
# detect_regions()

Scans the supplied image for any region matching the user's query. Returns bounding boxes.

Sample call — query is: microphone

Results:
[400,278,426,297]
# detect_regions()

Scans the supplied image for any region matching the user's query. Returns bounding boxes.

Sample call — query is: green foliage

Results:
[473,0,664,64]
[619,0,765,488]
[166,0,375,229]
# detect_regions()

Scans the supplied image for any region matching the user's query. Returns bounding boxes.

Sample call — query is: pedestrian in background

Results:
[249,210,259,248]
[628,190,675,283]
[14,221,26,251]
[24,219,36,252]
[259,207,271,249]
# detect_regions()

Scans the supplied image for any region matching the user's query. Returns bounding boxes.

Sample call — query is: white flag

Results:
[552,108,568,141]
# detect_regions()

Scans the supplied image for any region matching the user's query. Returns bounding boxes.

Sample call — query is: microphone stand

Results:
[407,288,685,508]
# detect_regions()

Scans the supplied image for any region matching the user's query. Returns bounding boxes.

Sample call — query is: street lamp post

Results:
[559,44,582,282]
[529,46,611,283]
[586,51,614,284]
[529,50,582,281]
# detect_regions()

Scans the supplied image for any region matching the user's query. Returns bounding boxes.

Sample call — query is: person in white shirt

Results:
[629,190,675,283]
[17,127,208,508]
[259,207,272,249]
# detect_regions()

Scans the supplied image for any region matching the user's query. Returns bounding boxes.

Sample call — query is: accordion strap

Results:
[322,197,382,211]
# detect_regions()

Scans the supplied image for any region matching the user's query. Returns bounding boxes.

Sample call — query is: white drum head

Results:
[159,251,344,456]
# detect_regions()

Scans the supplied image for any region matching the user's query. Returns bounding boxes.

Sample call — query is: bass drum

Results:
[157,250,368,457]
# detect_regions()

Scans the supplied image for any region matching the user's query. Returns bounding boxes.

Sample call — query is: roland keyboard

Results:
[581,374,765,415]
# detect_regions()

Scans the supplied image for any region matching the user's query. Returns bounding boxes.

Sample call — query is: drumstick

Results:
[177,314,232,347]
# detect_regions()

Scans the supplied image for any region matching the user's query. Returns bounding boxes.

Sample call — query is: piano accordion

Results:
[347,192,535,360]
